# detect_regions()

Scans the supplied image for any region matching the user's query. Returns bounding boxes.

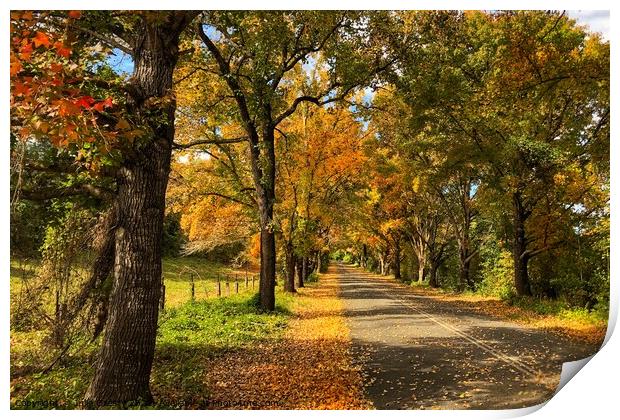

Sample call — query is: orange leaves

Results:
[53,41,72,58]
[12,82,31,97]
[55,99,81,117]
[200,271,370,409]
[68,10,82,19]
[76,95,96,109]
[10,56,23,76]
[32,31,51,48]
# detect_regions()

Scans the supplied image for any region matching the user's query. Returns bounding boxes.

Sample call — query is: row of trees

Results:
[342,12,609,307]
[10,10,609,406]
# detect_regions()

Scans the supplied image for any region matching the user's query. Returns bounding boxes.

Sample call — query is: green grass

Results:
[10,257,291,409]
[151,292,292,408]
[506,295,608,324]
[162,256,258,307]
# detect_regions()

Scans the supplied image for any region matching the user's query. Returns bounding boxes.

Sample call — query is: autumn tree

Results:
[276,98,367,291]
[12,10,200,405]
[179,11,394,310]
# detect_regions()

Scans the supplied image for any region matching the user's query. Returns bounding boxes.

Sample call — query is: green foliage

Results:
[477,247,515,300]
[306,272,319,283]
[161,212,185,257]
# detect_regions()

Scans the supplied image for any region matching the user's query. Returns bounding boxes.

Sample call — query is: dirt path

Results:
[336,263,601,409]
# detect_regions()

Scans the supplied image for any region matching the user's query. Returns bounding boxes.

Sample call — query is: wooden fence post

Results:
[245,268,249,288]
[217,273,221,297]
[226,276,230,296]
[190,273,195,302]
[252,275,255,289]
[160,275,165,311]
[235,274,239,294]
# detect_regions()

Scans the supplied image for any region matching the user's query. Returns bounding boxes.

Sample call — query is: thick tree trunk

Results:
[253,126,277,311]
[284,245,296,293]
[259,207,276,309]
[84,13,194,406]
[513,192,533,296]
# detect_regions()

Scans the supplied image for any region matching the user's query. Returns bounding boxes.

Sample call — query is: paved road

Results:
[336,263,601,409]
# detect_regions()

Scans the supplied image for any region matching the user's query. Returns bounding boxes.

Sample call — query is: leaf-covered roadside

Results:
[403,281,607,346]
[200,268,370,409]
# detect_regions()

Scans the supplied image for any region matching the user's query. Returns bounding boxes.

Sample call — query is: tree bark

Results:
[296,257,305,288]
[84,12,195,406]
[513,192,533,296]
[392,237,401,280]
[428,261,440,288]
[361,244,367,268]
[284,245,296,293]
[417,260,426,284]
[254,127,277,310]
[458,256,471,291]
[302,256,309,283]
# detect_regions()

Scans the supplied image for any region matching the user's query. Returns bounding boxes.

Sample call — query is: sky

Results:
[567,10,610,40]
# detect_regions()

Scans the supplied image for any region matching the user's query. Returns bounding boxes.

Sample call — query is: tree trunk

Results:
[417,261,426,283]
[513,192,533,296]
[429,261,440,288]
[252,123,277,310]
[296,257,305,288]
[361,244,367,268]
[284,245,296,293]
[259,207,276,309]
[84,13,194,406]
[458,257,471,291]
[392,238,401,280]
[380,249,389,275]
[302,257,308,283]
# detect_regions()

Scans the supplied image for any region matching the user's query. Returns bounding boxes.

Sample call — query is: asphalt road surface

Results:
[336,263,601,410]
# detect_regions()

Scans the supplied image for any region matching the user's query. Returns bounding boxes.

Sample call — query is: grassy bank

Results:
[10,257,290,409]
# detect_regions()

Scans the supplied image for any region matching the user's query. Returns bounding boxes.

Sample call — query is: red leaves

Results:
[32,31,51,48]
[92,97,114,112]
[68,10,82,19]
[53,41,71,58]
[76,96,95,109]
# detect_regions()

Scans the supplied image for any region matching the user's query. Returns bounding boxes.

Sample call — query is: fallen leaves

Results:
[405,284,607,346]
[201,267,371,409]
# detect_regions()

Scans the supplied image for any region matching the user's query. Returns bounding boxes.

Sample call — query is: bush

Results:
[477,248,515,300]
[306,272,319,283]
